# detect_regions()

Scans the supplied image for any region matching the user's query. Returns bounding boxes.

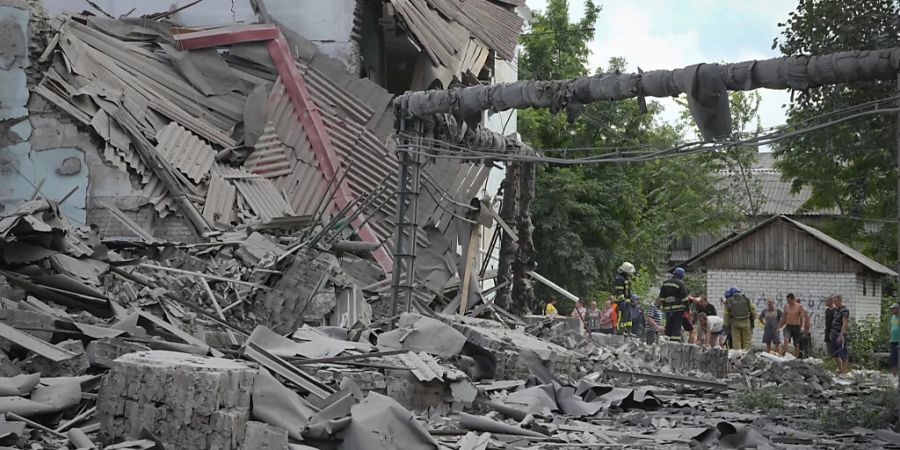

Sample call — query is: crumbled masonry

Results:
[1,1,899,449]
[2,195,896,449]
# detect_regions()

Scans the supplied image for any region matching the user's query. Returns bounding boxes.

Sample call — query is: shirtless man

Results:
[778,293,810,357]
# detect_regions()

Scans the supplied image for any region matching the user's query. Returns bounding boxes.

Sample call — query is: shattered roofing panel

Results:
[391,0,472,69]
[63,21,244,138]
[244,123,292,178]
[266,79,330,216]
[418,162,490,229]
[426,0,523,61]
[299,60,374,125]
[265,76,398,250]
[154,122,216,184]
[203,175,236,229]
[140,176,176,218]
[390,0,523,67]
[223,169,294,223]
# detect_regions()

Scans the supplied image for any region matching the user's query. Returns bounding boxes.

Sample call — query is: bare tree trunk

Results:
[496,163,518,311]
[512,162,536,315]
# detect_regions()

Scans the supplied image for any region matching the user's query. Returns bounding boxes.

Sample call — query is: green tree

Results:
[520,1,740,299]
[679,91,765,220]
[772,0,900,264]
[519,0,600,81]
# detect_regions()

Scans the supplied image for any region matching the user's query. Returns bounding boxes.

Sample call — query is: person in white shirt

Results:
[571,299,587,319]
[698,313,725,348]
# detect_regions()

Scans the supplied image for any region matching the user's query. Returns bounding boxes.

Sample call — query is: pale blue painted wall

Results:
[0,2,89,225]
[0,4,28,120]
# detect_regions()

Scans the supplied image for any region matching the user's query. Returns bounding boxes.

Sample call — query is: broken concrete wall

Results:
[590,334,729,378]
[0,1,28,119]
[0,0,93,224]
[450,315,580,380]
[2,3,211,242]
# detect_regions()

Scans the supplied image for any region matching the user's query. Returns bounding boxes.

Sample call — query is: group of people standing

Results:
[544,263,647,336]
[546,263,900,380]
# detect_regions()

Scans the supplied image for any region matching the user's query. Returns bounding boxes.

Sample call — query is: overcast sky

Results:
[523,0,798,131]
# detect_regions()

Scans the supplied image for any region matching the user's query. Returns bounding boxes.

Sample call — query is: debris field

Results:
[0,1,898,450]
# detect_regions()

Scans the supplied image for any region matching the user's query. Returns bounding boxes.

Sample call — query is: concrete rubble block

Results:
[658,341,728,378]
[97,350,256,450]
[85,337,152,369]
[336,370,386,392]
[449,316,579,379]
[523,315,582,333]
[385,369,445,411]
[258,249,337,333]
[0,309,56,345]
[591,333,626,348]
[28,338,90,376]
[240,421,288,450]
[235,232,282,266]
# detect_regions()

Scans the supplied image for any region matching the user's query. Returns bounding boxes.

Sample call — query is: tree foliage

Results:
[519,0,742,302]
[518,0,600,81]
[679,91,765,220]
[772,0,900,264]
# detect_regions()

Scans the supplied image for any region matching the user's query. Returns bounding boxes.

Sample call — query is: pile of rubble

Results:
[3,197,896,449]
[730,351,835,394]
[1,2,899,450]
[0,200,898,448]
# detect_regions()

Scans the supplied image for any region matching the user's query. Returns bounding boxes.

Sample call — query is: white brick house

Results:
[685,215,895,354]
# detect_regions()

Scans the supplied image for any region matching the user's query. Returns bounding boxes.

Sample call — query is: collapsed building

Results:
[0,0,899,449]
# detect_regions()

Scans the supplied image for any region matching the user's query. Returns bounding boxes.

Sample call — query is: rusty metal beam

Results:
[174,25,394,273]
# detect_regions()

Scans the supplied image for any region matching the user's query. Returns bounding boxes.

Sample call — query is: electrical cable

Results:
[394,106,900,165]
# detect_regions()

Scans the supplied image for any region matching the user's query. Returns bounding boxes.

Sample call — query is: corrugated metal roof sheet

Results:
[244,123,292,178]
[391,0,472,70]
[298,60,374,125]
[203,175,236,229]
[399,351,444,382]
[264,77,401,249]
[425,0,524,61]
[140,175,176,218]
[266,79,330,217]
[154,122,216,184]
[388,0,524,68]
[214,165,294,223]
[413,161,492,241]
[231,175,295,223]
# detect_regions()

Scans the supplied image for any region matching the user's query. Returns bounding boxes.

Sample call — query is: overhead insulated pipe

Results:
[394,48,900,140]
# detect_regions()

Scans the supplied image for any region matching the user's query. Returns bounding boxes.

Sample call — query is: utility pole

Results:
[896,72,900,284]
[389,117,421,324]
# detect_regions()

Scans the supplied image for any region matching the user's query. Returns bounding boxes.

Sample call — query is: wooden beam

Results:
[174,24,279,49]
[459,224,480,315]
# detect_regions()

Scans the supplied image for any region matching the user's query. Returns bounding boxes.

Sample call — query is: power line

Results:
[396,103,900,166]
[519,27,596,37]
